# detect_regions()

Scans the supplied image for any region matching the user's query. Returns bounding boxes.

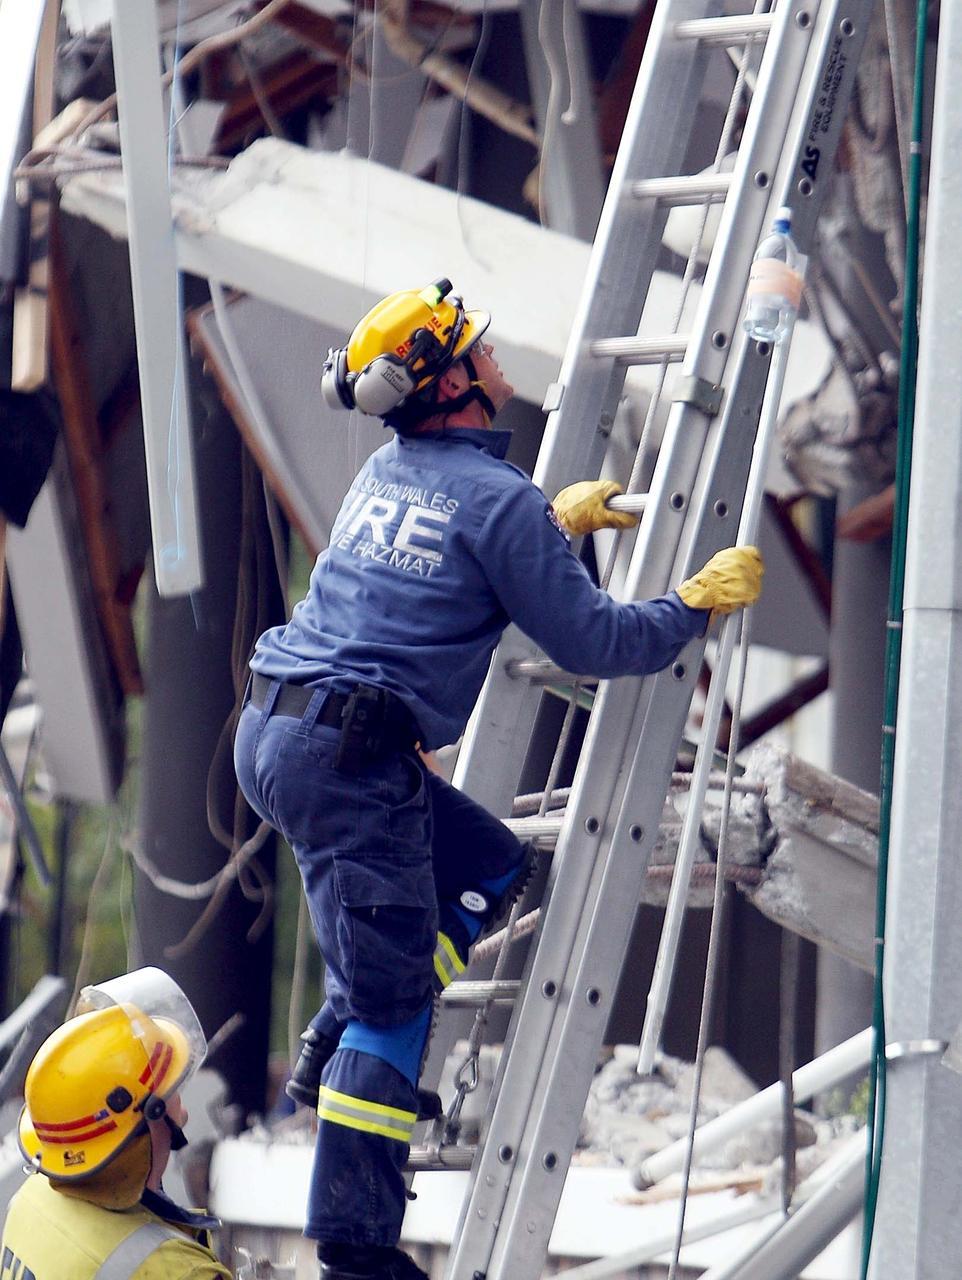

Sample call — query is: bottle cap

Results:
[774,205,792,230]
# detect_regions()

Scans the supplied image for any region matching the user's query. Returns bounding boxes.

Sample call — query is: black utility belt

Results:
[250,673,419,776]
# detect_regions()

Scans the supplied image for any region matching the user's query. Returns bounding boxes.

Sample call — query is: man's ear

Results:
[436,362,466,402]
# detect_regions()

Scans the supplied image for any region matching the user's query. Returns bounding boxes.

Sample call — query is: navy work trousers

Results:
[234,680,524,1245]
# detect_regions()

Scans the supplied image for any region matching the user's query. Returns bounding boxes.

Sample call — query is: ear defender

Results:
[320,347,355,411]
[352,356,418,416]
[321,346,419,416]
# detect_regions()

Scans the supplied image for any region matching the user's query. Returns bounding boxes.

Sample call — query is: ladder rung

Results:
[606,493,648,515]
[506,658,587,685]
[407,1144,477,1172]
[631,173,731,205]
[591,335,688,365]
[512,787,570,817]
[440,979,522,1006]
[674,13,775,44]
[503,815,563,841]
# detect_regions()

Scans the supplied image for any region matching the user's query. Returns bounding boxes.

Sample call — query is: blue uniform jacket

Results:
[251,427,706,749]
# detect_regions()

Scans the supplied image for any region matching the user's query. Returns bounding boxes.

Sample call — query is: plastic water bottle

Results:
[743,207,804,344]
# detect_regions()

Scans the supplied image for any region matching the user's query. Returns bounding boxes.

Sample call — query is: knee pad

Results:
[340,1004,433,1087]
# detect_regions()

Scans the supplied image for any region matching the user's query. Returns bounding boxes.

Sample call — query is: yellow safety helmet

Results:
[18,968,206,1183]
[321,278,490,418]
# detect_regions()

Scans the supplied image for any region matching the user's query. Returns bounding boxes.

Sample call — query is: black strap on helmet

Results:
[163,1114,189,1151]
[433,353,498,422]
[383,352,497,434]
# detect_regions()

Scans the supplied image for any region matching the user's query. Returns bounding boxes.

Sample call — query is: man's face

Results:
[470,342,514,413]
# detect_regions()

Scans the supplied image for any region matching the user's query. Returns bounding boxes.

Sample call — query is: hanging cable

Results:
[859,0,928,1273]
[70,813,120,1007]
[288,892,313,1069]
[665,609,751,1279]
[236,41,289,140]
[778,928,800,1213]
[454,0,495,271]
[536,0,570,227]
[380,0,536,147]
[559,0,581,125]
[638,287,804,1076]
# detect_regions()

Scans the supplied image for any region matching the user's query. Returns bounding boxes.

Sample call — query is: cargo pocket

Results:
[334,855,438,1025]
[380,752,430,854]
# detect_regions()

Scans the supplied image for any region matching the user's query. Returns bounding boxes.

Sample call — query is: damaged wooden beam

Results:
[47,214,143,694]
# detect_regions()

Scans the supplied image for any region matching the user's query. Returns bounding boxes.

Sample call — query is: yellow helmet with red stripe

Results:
[321,278,490,419]
[18,969,204,1183]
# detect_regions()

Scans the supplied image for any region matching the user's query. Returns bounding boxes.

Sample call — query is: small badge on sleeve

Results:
[545,504,571,544]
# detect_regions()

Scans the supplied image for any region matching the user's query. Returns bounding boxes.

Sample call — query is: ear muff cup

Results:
[320,347,355,411]
[352,356,418,417]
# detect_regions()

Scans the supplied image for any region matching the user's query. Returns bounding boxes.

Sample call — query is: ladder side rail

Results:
[452,0,728,813]
[458,2,878,1271]
[471,339,771,1280]
[662,0,818,388]
[446,0,824,1265]
[630,0,877,1088]
[771,0,875,256]
[417,0,730,1102]
[446,334,764,1278]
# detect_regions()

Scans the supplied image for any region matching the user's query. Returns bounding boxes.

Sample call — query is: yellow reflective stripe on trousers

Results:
[433,930,467,988]
[317,1084,417,1143]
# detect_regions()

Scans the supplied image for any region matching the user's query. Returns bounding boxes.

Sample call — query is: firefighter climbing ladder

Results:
[418,3,874,1279]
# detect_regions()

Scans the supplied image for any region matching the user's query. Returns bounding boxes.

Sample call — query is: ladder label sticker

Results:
[807,36,848,156]
[801,145,820,183]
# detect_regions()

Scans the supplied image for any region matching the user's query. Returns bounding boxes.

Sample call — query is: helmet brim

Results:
[454,309,491,362]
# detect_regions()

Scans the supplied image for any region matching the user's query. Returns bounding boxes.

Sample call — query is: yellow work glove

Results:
[676,546,764,617]
[552,479,639,536]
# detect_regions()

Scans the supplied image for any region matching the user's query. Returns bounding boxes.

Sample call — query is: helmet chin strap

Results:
[432,354,498,424]
[383,353,498,433]
[163,1113,189,1151]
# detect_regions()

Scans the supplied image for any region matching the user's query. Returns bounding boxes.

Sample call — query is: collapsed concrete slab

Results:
[743,742,878,972]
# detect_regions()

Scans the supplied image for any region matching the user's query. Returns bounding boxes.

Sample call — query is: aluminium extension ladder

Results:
[414,3,875,1278]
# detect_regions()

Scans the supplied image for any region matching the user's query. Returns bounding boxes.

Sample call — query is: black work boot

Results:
[485,839,539,933]
[286,1027,339,1108]
[317,1243,429,1279]
[287,1027,443,1120]
[435,842,541,995]
[457,839,540,949]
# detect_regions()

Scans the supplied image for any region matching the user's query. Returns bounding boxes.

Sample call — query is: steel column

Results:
[869,3,962,1271]
[110,0,202,595]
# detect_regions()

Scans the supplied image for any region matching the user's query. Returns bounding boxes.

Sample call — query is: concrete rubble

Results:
[577,1042,861,1195]
[640,743,879,969]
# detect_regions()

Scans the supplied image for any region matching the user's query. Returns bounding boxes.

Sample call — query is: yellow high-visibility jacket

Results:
[0,1173,232,1279]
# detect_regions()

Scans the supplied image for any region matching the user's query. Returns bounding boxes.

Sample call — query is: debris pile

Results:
[578,1043,863,1199]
